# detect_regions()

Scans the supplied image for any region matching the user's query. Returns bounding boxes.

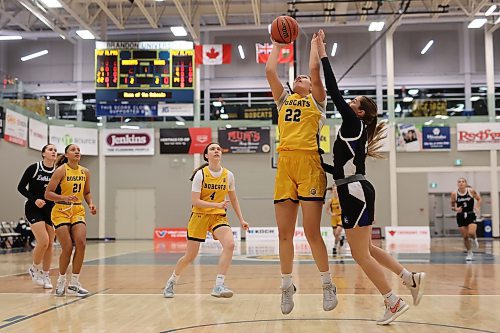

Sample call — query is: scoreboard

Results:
[95,48,194,104]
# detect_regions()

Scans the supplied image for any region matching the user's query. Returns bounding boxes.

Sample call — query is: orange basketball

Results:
[270,16,299,44]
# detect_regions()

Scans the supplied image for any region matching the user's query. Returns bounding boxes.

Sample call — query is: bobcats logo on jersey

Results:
[310,188,317,195]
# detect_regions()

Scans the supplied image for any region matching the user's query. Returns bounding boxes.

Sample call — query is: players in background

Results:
[325,186,344,255]
[451,178,481,261]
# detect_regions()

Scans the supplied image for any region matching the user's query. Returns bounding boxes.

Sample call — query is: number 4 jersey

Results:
[276,91,326,152]
[58,164,86,203]
[191,166,235,215]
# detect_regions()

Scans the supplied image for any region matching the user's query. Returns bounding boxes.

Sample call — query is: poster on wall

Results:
[28,118,48,151]
[218,127,270,153]
[422,126,450,150]
[457,123,500,151]
[4,109,28,146]
[159,128,212,154]
[396,124,421,152]
[103,128,155,156]
[0,106,4,139]
[49,125,98,156]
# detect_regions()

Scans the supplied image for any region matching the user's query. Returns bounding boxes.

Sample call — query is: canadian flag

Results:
[256,43,294,64]
[195,44,232,65]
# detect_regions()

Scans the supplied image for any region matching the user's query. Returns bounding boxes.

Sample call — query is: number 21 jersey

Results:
[59,164,86,203]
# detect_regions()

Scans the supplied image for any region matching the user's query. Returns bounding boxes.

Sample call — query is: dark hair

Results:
[41,143,55,158]
[359,96,387,159]
[55,144,76,168]
[189,142,220,181]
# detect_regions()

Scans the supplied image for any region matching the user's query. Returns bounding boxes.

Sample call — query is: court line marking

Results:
[159,318,496,333]
[1,293,499,297]
[0,288,109,330]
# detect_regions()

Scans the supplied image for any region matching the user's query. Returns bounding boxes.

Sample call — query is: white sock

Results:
[33,263,42,271]
[71,274,79,285]
[168,272,179,284]
[383,291,399,307]
[43,271,49,276]
[281,273,293,289]
[320,271,331,285]
[399,268,412,286]
[58,273,66,281]
[215,274,225,286]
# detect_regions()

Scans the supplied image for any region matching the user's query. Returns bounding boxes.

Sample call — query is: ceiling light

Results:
[420,40,434,55]
[468,18,487,28]
[212,101,222,107]
[124,118,131,122]
[170,26,187,36]
[368,22,384,32]
[0,35,22,41]
[220,114,229,119]
[225,124,232,128]
[238,45,245,59]
[120,125,140,129]
[175,121,185,126]
[485,4,497,16]
[408,89,419,96]
[403,96,414,102]
[76,30,95,40]
[331,43,338,57]
[40,0,62,8]
[470,96,480,101]
[21,50,48,61]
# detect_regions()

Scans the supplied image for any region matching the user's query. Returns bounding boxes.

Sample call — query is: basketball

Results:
[270,16,299,44]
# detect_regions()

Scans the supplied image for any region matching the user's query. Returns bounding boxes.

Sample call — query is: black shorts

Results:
[457,212,476,228]
[25,201,54,226]
[337,179,375,229]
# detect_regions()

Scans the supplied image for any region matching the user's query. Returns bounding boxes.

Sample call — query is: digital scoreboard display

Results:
[95,48,194,104]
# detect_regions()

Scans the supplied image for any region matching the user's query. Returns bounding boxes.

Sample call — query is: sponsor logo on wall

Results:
[159,128,212,154]
[218,127,270,153]
[103,128,155,156]
[28,118,48,151]
[4,109,28,146]
[422,126,450,150]
[49,125,98,156]
[457,123,500,151]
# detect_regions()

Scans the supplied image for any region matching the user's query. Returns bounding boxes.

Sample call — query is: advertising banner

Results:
[4,109,28,146]
[245,227,278,241]
[218,127,270,153]
[396,124,421,152]
[28,118,48,151]
[49,125,98,156]
[384,226,430,253]
[96,103,158,117]
[159,128,212,154]
[457,123,500,151]
[422,126,450,150]
[103,128,155,156]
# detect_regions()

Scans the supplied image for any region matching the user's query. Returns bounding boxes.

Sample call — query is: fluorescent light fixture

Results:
[225,124,232,128]
[395,104,402,113]
[170,26,187,37]
[368,21,385,32]
[470,96,480,101]
[408,89,419,96]
[76,30,95,40]
[424,120,434,126]
[212,101,222,107]
[420,40,434,55]
[441,115,449,119]
[120,125,140,129]
[238,45,245,59]
[124,118,131,122]
[175,121,185,126]
[331,43,338,57]
[65,124,75,128]
[485,4,497,16]
[21,49,48,61]
[220,114,229,119]
[97,116,103,120]
[403,96,414,102]
[40,0,62,8]
[0,35,22,40]
[97,123,103,127]
[468,18,487,28]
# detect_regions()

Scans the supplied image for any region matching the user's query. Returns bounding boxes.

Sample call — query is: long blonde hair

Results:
[359,96,387,159]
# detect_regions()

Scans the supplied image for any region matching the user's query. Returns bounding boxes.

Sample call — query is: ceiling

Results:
[0,0,499,42]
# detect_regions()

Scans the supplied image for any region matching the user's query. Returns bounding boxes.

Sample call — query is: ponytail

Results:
[55,155,67,168]
[189,163,208,181]
[366,122,387,159]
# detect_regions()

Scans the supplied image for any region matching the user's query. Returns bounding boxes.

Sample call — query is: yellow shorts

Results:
[52,203,86,229]
[187,213,230,242]
[274,151,326,203]
[331,216,342,227]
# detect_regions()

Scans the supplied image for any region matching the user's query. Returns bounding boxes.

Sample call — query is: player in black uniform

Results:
[316,30,425,325]
[17,144,57,289]
[451,178,481,261]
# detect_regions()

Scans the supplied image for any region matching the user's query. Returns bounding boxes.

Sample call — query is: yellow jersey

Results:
[192,167,229,215]
[331,196,341,216]
[59,164,86,203]
[276,91,326,152]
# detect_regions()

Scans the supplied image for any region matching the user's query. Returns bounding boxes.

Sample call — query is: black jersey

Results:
[456,188,475,213]
[17,161,55,203]
[321,57,367,180]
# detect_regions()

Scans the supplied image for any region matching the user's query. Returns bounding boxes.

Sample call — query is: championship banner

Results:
[103,128,155,156]
[218,127,270,153]
[422,126,450,150]
[159,128,212,154]
[28,118,48,151]
[457,123,500,151]
[396,124,421,152]
[49,125,98,156]
[4,109,28,146]
[0,106,4,139]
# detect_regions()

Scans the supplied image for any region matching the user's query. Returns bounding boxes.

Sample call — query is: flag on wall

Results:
[195,44,232,65]
[256,43,294,64]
